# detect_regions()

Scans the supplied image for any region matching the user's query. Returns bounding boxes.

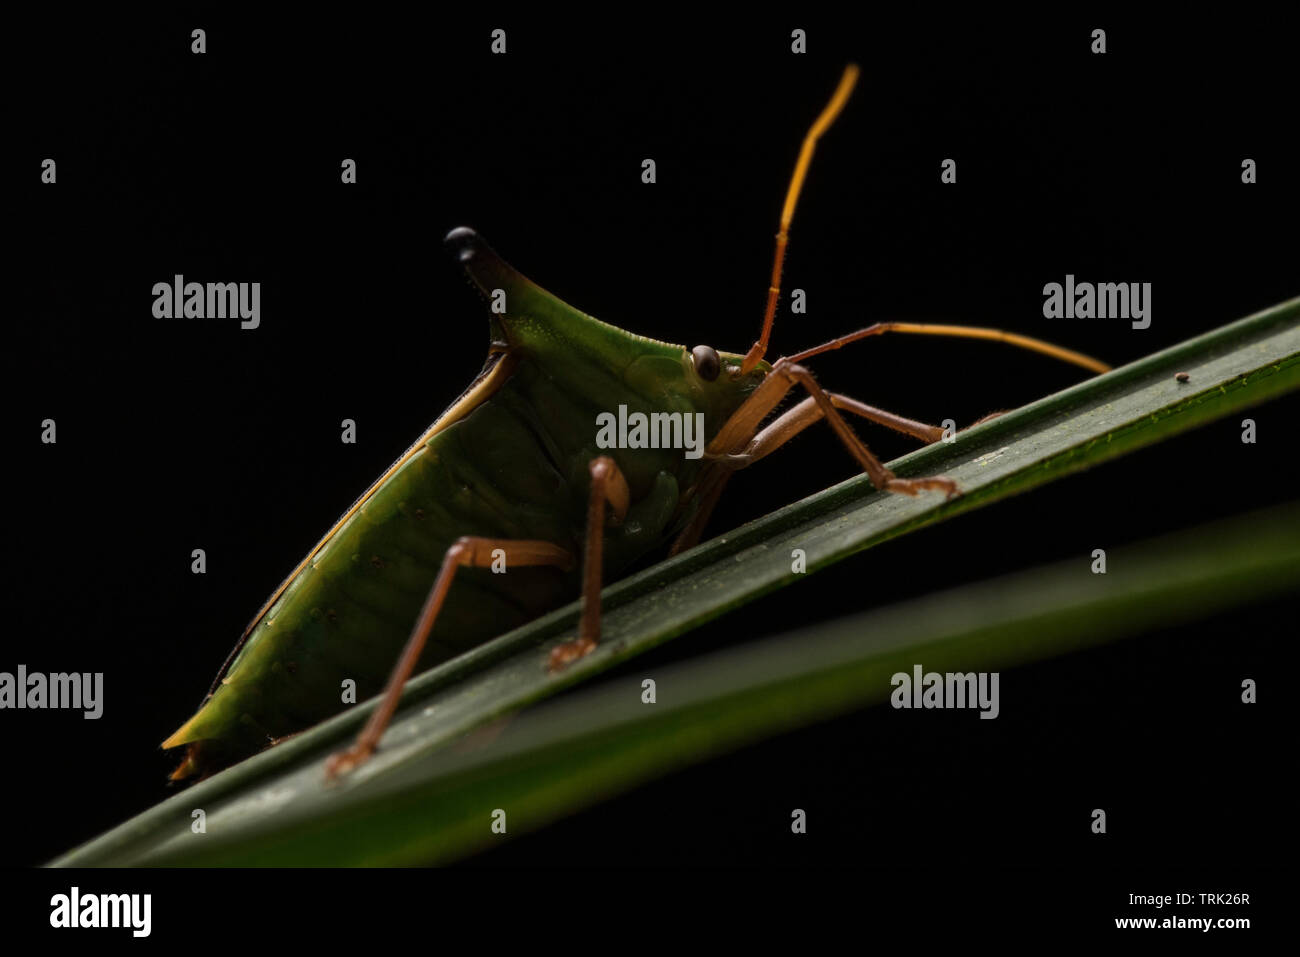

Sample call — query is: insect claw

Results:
[969,410,1009,427]
[547,638,597,672]
[884,476,961,499]
[323,744,373,783]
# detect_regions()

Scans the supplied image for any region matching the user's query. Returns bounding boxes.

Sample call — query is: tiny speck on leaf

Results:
[1175,372,1191,383]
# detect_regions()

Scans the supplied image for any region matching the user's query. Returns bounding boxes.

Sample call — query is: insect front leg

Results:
[673,389,950,556]
[715,394,947,472]
[547,456,630,671]
[324,536,574,780]
[712,358,959,497]
[712,393,946,469]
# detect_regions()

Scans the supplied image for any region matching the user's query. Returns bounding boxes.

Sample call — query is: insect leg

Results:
[712,359,959,497]
[711,393,945,470]
[670,392,946,553]
[324,536,574,779]
[669,467,733,557]
[830,394,946,443]
[547,456,630,671]
[755,393,944,453]
[674,394,945,555]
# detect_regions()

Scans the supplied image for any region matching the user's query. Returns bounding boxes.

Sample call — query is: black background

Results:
[8,6,1295,898]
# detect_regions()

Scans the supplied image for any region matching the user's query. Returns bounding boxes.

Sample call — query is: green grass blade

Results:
[51,296,1299,866]
[83,503,1300,865]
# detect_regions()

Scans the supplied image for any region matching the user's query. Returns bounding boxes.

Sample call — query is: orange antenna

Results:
[787,321,1112,374]
[740,64,860,375]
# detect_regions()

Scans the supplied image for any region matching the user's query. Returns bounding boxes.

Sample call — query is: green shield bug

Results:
[163,65,1108,781]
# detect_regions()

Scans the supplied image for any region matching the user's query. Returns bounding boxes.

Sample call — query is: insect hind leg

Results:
[324,536,574,780]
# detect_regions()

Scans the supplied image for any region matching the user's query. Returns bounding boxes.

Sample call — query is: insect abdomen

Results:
[164,385,584,770]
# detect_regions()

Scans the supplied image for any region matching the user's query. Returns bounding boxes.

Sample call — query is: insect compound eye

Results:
[691,344,721,382]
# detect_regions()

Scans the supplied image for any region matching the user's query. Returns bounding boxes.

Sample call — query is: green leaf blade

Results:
[50,296,1299,867]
